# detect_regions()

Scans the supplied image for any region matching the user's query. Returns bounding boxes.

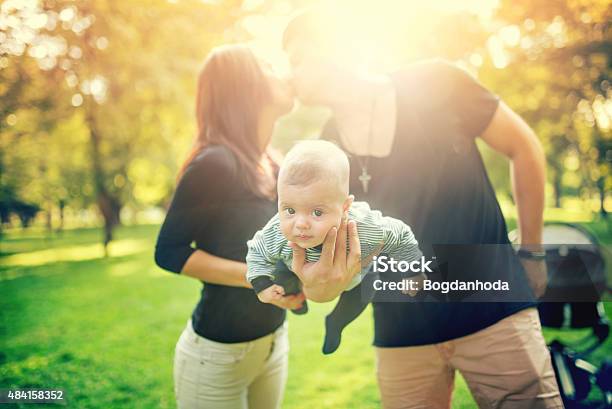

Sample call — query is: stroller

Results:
[512,223,611,408]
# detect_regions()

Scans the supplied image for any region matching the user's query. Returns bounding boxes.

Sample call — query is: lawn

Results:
[1,219,610,408]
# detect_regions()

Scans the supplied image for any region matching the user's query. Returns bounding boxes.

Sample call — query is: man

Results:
[282,9,563,409]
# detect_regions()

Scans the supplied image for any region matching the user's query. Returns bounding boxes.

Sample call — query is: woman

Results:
[154,44,303,409]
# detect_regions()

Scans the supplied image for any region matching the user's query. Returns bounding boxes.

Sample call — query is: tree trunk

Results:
[57,200,65,233]
[552,168,562,208]
[86,104,121,256]
[597,176,607,219]
[97,192,121,256]
[46,205,52,232]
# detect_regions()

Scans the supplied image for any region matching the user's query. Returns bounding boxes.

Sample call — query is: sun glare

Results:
[242,0,500,74]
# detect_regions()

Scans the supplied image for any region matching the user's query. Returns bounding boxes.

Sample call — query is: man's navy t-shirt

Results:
[323,60,536,347]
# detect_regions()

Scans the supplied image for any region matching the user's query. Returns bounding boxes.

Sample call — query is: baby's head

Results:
[278,140,353,249]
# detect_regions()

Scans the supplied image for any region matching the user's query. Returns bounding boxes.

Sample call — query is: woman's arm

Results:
[180,249,306,310]
[181,250,251,288]
[160,247,306,311]
[154,149,251,288]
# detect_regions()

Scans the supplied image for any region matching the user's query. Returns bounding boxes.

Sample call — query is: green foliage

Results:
[480,0,611,211]
[0,0,246,230]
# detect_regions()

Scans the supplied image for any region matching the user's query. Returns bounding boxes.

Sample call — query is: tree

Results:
[482,0,611,215]
[1,0,246,252]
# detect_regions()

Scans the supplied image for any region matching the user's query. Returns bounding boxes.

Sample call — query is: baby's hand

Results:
[257,284,285,304]
[402,273,427,297]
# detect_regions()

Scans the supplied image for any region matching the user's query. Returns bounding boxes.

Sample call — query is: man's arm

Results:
[480,101,546,245]
[479,101,547,296]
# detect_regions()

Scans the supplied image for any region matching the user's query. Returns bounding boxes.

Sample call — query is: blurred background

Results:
[0,0,610,408]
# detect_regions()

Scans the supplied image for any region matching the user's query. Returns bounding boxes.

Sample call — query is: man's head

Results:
[278,140,353,249]
[283,9,355,105]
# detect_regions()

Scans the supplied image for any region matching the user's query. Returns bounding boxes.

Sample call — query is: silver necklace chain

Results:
[338,93,376,194]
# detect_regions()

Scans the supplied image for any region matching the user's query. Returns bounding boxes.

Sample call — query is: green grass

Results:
[0,218,610,408]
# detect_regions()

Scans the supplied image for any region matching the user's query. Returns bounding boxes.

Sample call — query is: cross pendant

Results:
[358,167,371,193]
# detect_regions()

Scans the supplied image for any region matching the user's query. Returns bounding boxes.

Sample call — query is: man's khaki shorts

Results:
[376,307,564,409]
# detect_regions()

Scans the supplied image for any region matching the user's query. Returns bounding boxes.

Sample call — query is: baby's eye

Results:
[312,209,323,217]
[285,208,295,215]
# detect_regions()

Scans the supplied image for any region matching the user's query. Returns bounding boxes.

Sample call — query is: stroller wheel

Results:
[595,360,612,405]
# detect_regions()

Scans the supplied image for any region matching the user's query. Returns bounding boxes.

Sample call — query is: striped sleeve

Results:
[246,214,283,283]
[380,217,423,277]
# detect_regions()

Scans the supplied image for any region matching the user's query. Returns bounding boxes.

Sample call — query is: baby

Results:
[246,140,423,354]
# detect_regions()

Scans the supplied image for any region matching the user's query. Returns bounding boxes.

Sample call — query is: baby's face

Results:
[278,180,347,249]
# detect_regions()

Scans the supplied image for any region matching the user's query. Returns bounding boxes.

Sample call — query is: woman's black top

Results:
[154,144,285,343]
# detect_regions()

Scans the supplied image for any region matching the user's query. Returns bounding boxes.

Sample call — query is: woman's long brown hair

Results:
[179,45,278,199]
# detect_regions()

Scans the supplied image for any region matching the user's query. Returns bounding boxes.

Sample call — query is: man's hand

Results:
[401,273,427,297]
[289,218,363,302]
[520,258,548,298]
[257,284,306,310]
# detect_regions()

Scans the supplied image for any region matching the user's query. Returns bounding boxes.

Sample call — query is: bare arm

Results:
[480,101,546,246]
[181,250,305,309]
[154,148,306,308]
[480,101,547,296]
[181,250,251,288]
